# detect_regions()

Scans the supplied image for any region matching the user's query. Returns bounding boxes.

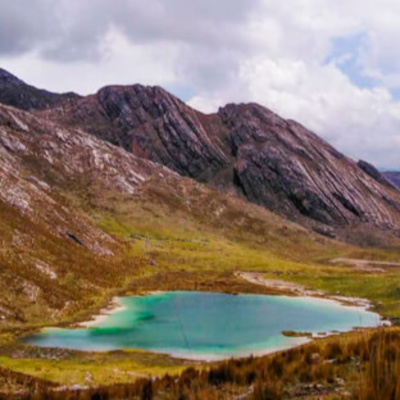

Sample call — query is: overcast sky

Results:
[1,0,400,169]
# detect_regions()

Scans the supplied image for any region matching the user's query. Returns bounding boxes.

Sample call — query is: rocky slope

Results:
[36,83,400,236]
[0,102,177,324]
[0,68,79,111]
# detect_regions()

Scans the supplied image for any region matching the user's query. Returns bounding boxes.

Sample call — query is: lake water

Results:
[24,291,381,360]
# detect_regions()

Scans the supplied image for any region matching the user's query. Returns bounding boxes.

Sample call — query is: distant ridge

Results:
[0,68,80,111]
[384,171,400,189]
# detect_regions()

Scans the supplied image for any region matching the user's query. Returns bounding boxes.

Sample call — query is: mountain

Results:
[2,71,400,397]
[1,68,400,238]
[35,83,400,237]
[384,171,400,189]
[0,101,349,326]
[0,68,80,111]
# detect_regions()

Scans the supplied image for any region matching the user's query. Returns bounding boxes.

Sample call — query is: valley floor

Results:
[1,180,400,399]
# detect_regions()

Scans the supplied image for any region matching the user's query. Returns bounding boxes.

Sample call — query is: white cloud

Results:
[0,29,179,94]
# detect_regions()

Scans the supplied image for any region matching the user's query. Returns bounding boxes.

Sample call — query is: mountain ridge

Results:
[37,80,400,237]
[3,69,400,397]
[0,67,399,238]
[0,68,80,111]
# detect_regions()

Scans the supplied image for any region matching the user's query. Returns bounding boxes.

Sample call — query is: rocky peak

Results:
[0,68,24,86]
[42,83,230,181]
[0,67,80,111]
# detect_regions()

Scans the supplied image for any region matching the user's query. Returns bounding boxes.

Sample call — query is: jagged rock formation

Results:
[0,102,173,228]
[36,83,400,235]
[0,68,79,111]
[384,172,400,189]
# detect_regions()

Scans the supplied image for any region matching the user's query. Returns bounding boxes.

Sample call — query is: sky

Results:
[0,0,400,169]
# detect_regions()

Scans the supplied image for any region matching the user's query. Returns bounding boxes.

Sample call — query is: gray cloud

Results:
[0,0,58,55]
[1,0,400,169]
[0,0,259,61]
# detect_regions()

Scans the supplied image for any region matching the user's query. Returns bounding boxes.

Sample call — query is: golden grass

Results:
[3,328,400,399]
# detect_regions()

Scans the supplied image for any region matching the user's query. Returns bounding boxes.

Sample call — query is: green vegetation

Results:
[1,177,400,397]
[0,350,190,386]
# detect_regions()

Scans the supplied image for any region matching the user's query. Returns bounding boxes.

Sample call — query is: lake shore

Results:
[235,271,385,313]
[77,297,127,328]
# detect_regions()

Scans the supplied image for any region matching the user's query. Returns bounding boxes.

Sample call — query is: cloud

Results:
[0,0,400,168]
[0,0,258,61]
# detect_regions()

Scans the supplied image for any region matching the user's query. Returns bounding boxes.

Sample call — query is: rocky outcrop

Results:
[217,104,400,230]
[0,68,79,111]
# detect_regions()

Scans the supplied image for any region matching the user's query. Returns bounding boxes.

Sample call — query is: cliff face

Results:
[36,83,400,234]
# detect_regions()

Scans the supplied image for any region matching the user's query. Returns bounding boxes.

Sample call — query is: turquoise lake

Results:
[25,291,381,359]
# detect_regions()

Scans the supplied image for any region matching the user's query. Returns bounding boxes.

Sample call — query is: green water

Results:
[25,292,381,359]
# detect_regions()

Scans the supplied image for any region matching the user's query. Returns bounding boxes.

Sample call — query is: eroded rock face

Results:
[41,84,231,182]
[37,85,400,233]
[358,160,396,190]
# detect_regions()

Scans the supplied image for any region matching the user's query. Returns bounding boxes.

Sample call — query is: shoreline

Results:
[151,338,311,362]
[235,271,386,314]
[76,297,126,328]
[42,285,387,363]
